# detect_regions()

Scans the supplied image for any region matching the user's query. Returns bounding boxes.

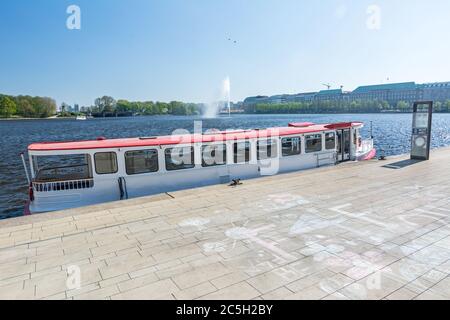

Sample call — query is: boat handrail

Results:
[33,178,94,192]
[35,164,91,182]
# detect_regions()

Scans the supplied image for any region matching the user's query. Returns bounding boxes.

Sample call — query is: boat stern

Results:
[356,138,377,161]
[357,148,377,161]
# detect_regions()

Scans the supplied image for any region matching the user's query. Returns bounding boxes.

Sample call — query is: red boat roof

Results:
[28,122,363,152]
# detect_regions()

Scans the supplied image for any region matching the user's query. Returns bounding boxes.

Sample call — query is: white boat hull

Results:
[29,152,336,213]
[27,122,373,214]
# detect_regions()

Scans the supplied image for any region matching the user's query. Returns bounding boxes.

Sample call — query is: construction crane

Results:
[322,83,332,90]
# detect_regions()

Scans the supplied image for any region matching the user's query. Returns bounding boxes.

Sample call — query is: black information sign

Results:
[411,101,433,160]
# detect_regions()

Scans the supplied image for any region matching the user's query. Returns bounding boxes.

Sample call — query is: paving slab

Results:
[1,148,450,300]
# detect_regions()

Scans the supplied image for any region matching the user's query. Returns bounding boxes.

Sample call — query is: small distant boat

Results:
[76,115,87,121]
[22,121,376,214]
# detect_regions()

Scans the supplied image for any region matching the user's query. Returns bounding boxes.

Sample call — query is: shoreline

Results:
[3,112,450,121]
[0,116,75,121]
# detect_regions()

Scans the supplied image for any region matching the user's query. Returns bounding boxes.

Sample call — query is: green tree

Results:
[32,97,57,118]
[116,100,131,113]
[95,96,116,113]
[444,100,450,113]
[0,96,17,118]
[245,99,416,114]
[396,101,410,112]
[142,101,155,115]
[169,101,187,115]
[155,102,169,114]
[15,97,34,117]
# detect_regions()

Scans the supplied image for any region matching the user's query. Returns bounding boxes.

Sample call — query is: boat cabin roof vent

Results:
[324,122,353,130]
[288,122,315,128]
[139,136,158,140]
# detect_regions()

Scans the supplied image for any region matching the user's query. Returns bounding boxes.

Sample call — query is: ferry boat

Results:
[76,115,87,120]
[23,122,376,214]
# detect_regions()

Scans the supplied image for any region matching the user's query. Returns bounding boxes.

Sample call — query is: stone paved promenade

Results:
[1,148,450,300]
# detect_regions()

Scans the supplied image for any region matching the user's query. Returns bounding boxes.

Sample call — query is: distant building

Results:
[419,82,450,102]
[243,81,450,107]
[60,102,71,112]
[315,89,344,101]
[350,82,418,104]
[243,95,271,105]
[285,92,316,103]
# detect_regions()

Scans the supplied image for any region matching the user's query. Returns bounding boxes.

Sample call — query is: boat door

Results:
[336,129,351,162]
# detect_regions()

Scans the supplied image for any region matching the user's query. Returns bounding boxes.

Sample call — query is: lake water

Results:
[1,113,450,220]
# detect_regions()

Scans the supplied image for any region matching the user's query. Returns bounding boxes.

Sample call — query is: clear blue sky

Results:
[1,0,450,107]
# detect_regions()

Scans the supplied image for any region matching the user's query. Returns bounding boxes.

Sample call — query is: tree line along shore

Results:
[243,99,450,114]
[0,95,57,119]
[2,93,450,119]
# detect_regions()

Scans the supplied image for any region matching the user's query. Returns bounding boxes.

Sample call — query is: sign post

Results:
[411,101,433,161]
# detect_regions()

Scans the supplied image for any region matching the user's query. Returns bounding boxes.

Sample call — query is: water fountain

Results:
[223,76,231,118]
[203,76,231,118]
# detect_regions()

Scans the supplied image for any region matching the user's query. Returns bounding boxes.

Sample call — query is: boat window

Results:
[257,139,278,160]
[233,141,251,163]
[32,154,92,182]
[165,146,195,171]
[282,137,301,157]
[94,152,118,175]
[202,144,227,167]
[305,134,322,153]
[325,132,336,150]
[125,149,159,175]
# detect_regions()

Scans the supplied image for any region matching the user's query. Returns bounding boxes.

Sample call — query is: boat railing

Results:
[35,164,91,182]
[33,178,94,192]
